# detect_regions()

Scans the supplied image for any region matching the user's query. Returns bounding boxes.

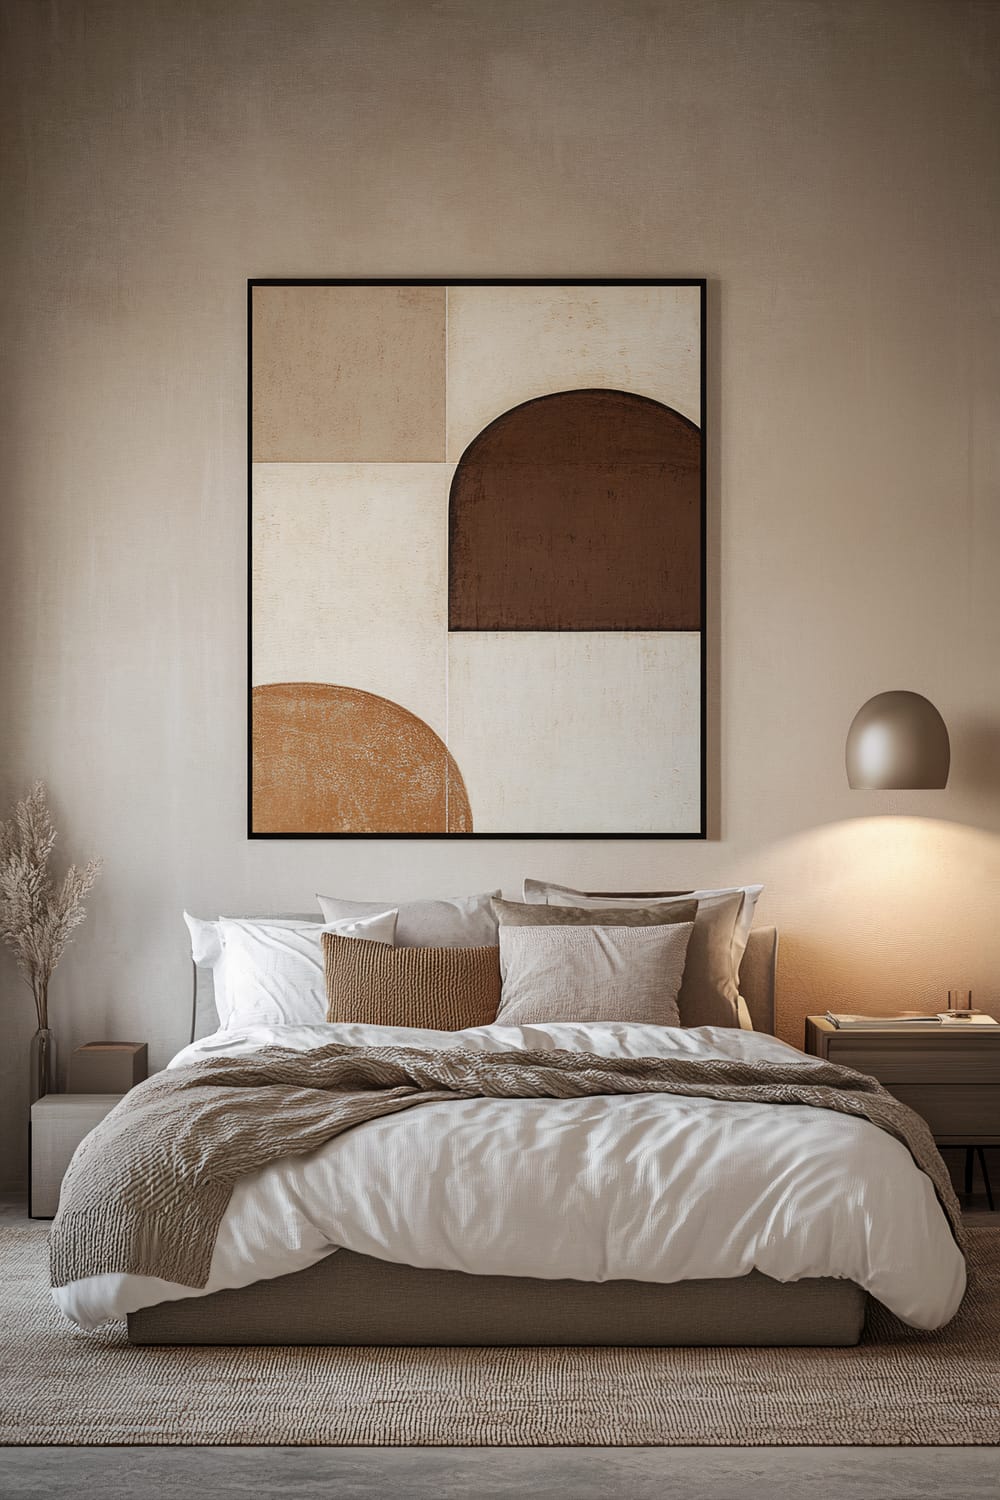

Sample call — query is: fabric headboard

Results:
[189,918,778,1044]
[739,926,778,1035]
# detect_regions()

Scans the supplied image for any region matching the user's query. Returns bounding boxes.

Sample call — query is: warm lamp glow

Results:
[845,691,950,789]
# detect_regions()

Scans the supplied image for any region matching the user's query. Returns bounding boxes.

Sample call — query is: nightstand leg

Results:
[975,1147,995,1212]
[964,1147,974,1196]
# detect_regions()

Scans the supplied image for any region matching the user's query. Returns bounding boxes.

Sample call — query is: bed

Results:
[117,925,864,1348]
[50,918,964,1347]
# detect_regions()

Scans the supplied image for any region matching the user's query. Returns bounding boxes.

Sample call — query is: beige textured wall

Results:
[1,0,998,1187]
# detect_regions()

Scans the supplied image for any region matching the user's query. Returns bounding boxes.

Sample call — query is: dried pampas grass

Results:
[0,782,101,1029]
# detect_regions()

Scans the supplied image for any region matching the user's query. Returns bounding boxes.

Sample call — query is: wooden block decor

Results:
[67,1042,148,1094]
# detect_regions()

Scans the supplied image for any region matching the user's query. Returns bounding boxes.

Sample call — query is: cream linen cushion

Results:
[494,922,694,1028]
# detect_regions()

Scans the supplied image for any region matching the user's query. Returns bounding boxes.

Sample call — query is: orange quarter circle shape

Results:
[449,388,702,632]
[252,683,473,834]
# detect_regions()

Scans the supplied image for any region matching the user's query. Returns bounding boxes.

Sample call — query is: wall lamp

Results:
[845,691,950,789]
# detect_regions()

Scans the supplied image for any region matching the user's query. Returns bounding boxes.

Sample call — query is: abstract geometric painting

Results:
[249,280,705,837]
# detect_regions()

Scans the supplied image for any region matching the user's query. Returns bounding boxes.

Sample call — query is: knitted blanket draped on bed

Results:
[49,1043,965,1291]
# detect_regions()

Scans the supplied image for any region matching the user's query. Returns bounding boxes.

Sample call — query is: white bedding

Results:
[52,1020,966,1331]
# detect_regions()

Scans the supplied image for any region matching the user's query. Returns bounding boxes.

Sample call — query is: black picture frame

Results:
[247,278,707,840]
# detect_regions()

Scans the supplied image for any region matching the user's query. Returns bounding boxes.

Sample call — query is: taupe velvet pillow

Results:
[494,896,697,925]
[493,897,698,953]
[322,932,500,1031]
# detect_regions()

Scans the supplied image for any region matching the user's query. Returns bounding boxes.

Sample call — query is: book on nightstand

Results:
[825,1011,998,1030]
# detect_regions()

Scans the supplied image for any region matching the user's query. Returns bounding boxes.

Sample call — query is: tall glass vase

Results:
[29,1027,56,1104]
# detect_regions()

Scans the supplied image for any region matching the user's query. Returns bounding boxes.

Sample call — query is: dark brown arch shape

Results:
[448,388,701,632]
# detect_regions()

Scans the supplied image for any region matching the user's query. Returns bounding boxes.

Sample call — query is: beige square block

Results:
[446,632,701,833]
[252,463,451,738]
[253,285,446,461]
[446,284,701,460]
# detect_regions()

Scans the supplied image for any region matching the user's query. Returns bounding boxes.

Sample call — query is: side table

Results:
[29,1093,124,1219]
[804,1017,999,1209]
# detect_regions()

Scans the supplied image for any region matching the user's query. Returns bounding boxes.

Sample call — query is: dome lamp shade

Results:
[845,691,950,790]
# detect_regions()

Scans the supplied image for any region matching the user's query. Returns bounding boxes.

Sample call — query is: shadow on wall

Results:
[959,718,1000,812]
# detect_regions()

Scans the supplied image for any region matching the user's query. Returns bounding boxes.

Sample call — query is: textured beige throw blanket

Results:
[50,1043,965,1291]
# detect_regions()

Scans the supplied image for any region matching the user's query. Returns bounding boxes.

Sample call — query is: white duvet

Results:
[52,1020,966,1331]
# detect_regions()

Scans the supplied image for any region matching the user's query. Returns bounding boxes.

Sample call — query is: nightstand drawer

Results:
[885,1085,1000,1144]
[824,1040,1000,1086]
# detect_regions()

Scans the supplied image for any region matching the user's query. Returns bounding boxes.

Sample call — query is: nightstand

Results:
[805,1017,999,1209]
[29,1093,123,1219]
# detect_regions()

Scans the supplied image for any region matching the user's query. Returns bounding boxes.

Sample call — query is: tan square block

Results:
[252,285,446,461]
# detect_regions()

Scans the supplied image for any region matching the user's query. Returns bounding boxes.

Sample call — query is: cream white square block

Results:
[30,1093,123,1219]
[446,632,701,834]
[446,284,702,460]
[252,463,453,739]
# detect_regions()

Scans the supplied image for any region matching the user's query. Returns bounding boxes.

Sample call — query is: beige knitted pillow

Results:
[322,932,501,1031]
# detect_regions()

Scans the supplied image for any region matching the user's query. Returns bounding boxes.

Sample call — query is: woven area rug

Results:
[2,1220,998,1446]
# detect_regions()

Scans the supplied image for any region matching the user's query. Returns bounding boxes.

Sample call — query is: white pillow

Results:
[184,913,321,1029]
[184,911,396,1029]
[495,922,694,1028]
[317,890,501,948]
[184,912,320,986]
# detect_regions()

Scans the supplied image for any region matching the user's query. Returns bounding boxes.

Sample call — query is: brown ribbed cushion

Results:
[322,933,501,1030]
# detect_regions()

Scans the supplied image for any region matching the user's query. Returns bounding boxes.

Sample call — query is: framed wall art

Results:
[248,278,706,838]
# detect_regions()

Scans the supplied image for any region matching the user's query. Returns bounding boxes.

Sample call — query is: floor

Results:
[1,1445,999,1498]
[2,1192,997,1498]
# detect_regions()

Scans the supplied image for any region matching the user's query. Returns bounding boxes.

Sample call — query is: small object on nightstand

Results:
[940,990,995,1023]
[67,1041,148,1093]
[30,1093,123,1218]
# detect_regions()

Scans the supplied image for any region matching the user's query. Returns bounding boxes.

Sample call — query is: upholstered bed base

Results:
[127,1249,867,1347]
